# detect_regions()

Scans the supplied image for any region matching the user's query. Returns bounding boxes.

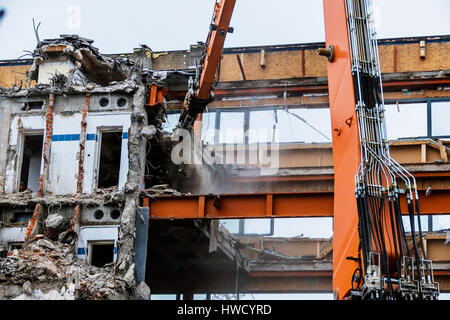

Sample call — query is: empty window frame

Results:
[431,101,450,137]
[248,110,277,144]
[220,217,333,238]
[178,99,448,144]
[219,111,245,144]
[248,108,332,144]
[281,108,332,143]
[431,214,450,231]
[88,240,115,267]
[162,111,216,143]
[384,102,428,140]
[402,214,450,233]
[203,107,332,145]
[201,110,216,145]
[18,132,44,192]
[97,129,123,189]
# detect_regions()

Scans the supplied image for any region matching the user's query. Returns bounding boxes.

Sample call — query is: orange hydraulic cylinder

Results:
[322,0,361,299]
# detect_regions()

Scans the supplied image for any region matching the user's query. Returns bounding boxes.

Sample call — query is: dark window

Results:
[9,243,24,250]
[13,212,32,223]
[117,97,127,108]
[98,131,122,189]
[110,209,120,220]
[90,242,114,267]
[22,101,44,111]
[19,134,43,192]
[94,210,104,220]
[99,97,109,107]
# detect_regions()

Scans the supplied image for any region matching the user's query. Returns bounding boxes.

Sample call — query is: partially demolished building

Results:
[0,33,449,300]
[0,35,176,299]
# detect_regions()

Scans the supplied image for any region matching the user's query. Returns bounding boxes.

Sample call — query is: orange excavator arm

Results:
[324,0,438,300]
[178,0,236,130]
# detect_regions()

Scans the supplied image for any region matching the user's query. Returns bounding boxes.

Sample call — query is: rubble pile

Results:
[141,184,184,197]
[0,237,129,300]
[30,34,134,87]
[0,186,126,208]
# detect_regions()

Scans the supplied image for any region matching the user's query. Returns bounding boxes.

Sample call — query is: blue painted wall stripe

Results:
[54,133,128,142]
[52,134,80,142]
[86,134,97,141]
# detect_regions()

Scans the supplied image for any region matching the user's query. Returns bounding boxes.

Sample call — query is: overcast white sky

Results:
[0,0,449,60]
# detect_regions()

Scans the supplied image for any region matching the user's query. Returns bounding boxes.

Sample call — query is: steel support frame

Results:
[144,189,450,219]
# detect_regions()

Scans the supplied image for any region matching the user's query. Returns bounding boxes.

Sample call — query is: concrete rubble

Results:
[142,184,183,197]
[0,187,126,207]
[29,34,133,87]
[0,184,186,300]
[0,236,128,300]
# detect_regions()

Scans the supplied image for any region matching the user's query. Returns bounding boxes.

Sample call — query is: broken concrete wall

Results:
[114,83,147,290]
[130,46,153,70]
[30,35,133,87]
[76,225,119,263]
[0,98,11,193]
[0,34,168,300]
[0,237,129,300]
[0,203,122,243]
[0,201,125,271]
[1,92,133,195]
[37,59,80,85]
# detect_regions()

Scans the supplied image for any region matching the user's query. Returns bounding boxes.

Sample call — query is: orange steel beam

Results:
[322,0,361,300]
[224,174,334,183]
[248,271,333,278]
[213,85,329,97]
[225,170,450,183]
[167,77,449,100]
[382,78,450,89]
[147,192,333,219]
[144,189,450,219]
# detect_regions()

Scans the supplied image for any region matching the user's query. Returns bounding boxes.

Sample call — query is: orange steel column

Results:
[322,0,361,299]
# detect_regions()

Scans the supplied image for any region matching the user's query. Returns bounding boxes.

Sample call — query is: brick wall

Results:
[0,37,449,88]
